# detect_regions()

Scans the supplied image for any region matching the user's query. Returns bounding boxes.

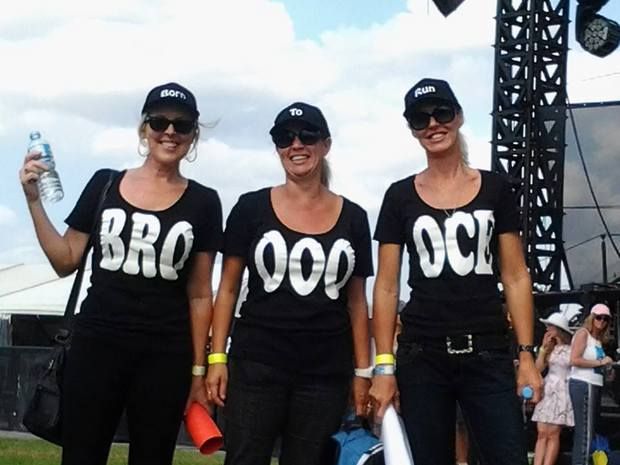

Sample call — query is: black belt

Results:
[410,332,509,355]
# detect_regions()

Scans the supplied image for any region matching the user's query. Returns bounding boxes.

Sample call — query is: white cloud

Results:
[2,0,619,296]
[0,206,17,225]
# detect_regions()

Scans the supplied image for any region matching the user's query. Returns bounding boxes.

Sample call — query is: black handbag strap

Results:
[62,171,116,325]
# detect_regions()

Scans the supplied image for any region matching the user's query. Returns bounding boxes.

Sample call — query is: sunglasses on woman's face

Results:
[271,128,323,148]
[408,105,457,131]
[594,315,611,323]
[146,116,196,135]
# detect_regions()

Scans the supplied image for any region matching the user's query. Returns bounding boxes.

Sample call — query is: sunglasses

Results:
[271,128,323,149]
[594,315,611,322]
[146,116,196,135]
[408,105,457,130]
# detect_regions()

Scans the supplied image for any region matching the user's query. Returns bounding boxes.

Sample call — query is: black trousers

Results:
[60,329,192,465]
[223,358,350,465]
[396,340,527,465]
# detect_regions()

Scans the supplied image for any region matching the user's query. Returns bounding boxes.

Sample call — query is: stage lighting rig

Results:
[430,0,465,17]
[576,0,620,57]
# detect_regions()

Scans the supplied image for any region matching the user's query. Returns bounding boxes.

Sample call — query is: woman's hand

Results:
[541,331,556,352]
[206,363,228,408]
[185,375,210,415]
[19,151,48,203]
[369,375,398,423]
[517,355,543,403]
[352,376,371,417]
[600,356,614,367]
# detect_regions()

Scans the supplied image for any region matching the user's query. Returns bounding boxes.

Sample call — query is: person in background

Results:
[207,102,373,465]
[531,312,574,465]
[19,82,223,465]
[369,77,542,465]
[569,303,614,465]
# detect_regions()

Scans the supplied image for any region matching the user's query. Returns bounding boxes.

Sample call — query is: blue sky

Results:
[1,0,620,292]
[274,0,407,39]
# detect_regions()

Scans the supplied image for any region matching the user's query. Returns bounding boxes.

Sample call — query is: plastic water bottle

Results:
[28,131,63,203]
[521,385,533,426]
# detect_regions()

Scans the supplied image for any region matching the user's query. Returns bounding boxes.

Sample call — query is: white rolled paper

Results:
[380,404,414,465]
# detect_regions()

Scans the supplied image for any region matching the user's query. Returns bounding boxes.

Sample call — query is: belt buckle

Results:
[446,334,473,354]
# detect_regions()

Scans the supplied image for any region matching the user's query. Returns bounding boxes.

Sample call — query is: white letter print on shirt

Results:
[413,210,495,278]
[254,230,356,300]
[98,209,194,281]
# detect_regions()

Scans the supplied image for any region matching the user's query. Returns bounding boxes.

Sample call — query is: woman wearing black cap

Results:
[19,82,222,465]
[207,102,373,465]
[369,78,542,465]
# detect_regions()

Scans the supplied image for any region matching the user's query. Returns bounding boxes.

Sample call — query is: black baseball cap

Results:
[403,78,461,119]
[269,102,331,137]
[142,82,199,118]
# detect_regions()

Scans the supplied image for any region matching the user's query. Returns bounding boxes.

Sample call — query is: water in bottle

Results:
[28,131,64,203]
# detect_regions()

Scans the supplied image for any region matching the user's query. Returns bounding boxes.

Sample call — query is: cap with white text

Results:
[142,82,199,118]
[403,78,461,119]
[269,102,330,137]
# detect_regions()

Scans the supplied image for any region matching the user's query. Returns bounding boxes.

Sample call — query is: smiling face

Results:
[275,122,331,182]
[140,106,197,165]
[410,102,463,157]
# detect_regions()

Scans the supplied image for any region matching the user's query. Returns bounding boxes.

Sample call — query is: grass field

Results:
[0,438,226,465]
[0,438,280,465]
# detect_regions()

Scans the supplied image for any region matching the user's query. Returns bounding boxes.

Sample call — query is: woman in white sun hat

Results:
[569,303,614,465]
[531,311,574,465]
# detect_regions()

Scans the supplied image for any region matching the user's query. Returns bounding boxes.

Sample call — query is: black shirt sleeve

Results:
[223,191,259,257]
[194,186,224,252]
[351,204,374,277]
[494,175,520,234]
[373,180,406,244]
[65,169,115,233]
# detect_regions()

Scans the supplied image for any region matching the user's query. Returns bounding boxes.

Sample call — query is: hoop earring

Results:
[137,138,149,157]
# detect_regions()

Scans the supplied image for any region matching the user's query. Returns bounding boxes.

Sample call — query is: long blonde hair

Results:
[581,314,611,344]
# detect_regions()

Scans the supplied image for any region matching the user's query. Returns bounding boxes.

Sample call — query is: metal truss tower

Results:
[491,0,572,292]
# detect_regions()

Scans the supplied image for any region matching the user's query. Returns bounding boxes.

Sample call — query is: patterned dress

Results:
[532,344,575,426]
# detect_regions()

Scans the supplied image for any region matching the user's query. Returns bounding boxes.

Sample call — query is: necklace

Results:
[443,208,457,218]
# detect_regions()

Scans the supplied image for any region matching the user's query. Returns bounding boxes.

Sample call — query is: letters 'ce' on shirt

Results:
[65,169,223,351]
[374,170,520,339]
[224,188,373,376]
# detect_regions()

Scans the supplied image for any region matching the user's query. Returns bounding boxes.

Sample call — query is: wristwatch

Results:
[517,344,536,355]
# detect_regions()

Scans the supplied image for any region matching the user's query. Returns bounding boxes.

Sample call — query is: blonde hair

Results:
[581,314,611,344]
[320,157,331,187]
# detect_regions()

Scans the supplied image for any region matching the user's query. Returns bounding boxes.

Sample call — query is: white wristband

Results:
[354,367,373,379]
[191,365,206,376]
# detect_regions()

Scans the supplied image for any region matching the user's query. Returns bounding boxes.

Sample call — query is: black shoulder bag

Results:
[22,171,115,445]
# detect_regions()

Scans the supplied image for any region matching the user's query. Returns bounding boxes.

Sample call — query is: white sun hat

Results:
[540,312,574,334]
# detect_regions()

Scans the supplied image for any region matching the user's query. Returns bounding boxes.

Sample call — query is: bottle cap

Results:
[522,386,534,400]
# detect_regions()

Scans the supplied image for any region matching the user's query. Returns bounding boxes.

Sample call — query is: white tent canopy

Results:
[0,263,88,316]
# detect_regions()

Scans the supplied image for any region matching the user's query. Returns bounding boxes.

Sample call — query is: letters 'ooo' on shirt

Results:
[65,169,223,350]
[374,170,520,339]
[223,188,374,376]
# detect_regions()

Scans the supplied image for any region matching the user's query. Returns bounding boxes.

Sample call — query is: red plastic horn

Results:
[185,403,223,455]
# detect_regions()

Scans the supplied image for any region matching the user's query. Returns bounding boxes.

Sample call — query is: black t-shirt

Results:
[374,170,519,339]
[224,188,373,376]
[65,169,223,351]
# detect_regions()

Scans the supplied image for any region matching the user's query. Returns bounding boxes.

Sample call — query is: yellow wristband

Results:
[191,365,206,376]
[375,353,395,366]
[207,353,228,365]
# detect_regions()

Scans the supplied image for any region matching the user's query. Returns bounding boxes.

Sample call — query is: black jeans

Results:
[61,329,192,465]
[223,358,350,465]
[396,340,527,465]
